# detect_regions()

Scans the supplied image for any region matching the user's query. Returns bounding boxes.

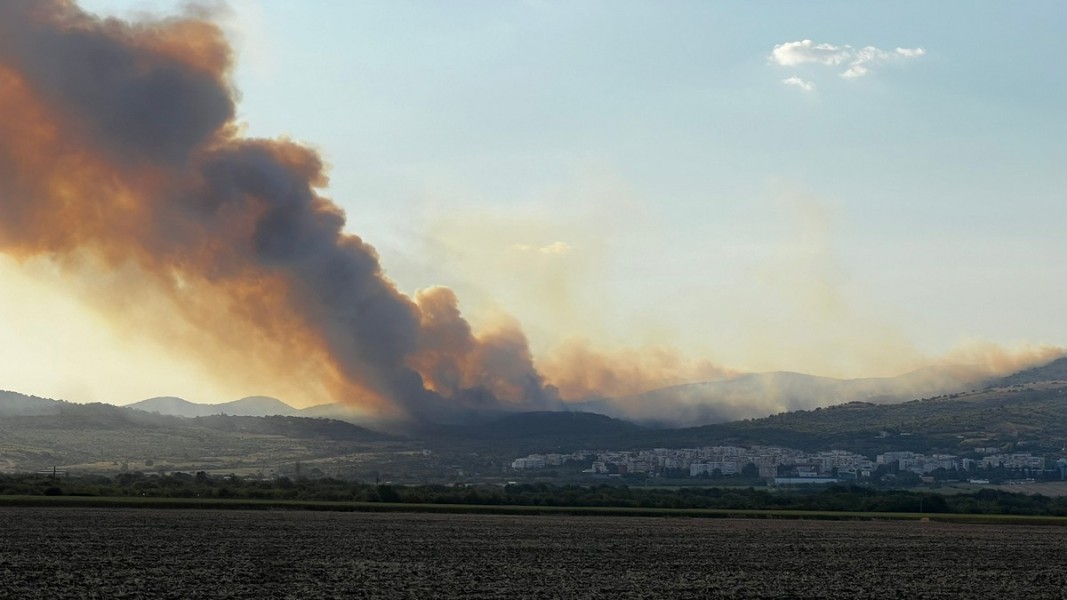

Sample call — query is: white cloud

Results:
[771,40,852,67]
[538,241,572,255]
[840,64,869,79]
[781,76,815,91]
[771,39,925,80]
[513,241,573,255]
[895,47,926,59]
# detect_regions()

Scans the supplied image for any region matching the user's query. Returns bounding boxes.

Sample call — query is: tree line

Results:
[4,472,1067,516]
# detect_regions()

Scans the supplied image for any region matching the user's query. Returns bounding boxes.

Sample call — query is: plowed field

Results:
[1,508,1063,598]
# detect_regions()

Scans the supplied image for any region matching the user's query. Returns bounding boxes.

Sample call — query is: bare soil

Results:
[0,508,1063,599]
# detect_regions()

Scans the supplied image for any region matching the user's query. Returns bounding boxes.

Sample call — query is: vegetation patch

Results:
[6,473,1067,521]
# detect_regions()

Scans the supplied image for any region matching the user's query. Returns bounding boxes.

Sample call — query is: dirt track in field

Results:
[0,508,1063,599]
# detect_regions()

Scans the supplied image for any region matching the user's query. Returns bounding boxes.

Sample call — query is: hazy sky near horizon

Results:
[0,1,1064,405]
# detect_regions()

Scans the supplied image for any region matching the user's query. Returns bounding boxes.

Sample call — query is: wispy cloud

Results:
[781,76,815,91]
[513,241,573,255]
[894,47,925,59]
[538,241,573,255]
[771,40,925,81]
[772,40,852,67]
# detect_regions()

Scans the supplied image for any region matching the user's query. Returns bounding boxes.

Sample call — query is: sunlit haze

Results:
[0,0,1063,411]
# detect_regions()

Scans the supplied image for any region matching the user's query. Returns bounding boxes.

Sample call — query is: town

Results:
[510,445,1059,485]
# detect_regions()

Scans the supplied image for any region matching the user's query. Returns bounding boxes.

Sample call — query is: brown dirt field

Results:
[0,508,1064,599]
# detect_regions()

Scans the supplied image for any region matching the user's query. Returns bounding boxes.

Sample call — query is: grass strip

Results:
[2,494,1067,525]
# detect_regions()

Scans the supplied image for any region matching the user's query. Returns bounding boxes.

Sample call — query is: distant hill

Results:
[416,411,644,456]
[28,401,189,430]
[124,396,201,417]
[0,396,399,473]
[126,396,300,418]
[0,390,63,417]
[543,356,1067,455]
[996,356,1067,386]
[619,382,1067,457]
[444,411,641,440]
[295,402,370,423]
[193,414,395,442]
[4,353,1067,475]
[573,367,987,427]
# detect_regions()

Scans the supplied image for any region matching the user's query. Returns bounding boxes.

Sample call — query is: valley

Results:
[1,357,1066,486]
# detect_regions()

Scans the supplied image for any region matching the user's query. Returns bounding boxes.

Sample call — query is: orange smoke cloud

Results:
[6,2,1056,426]
[0,0,555,421]
[935,341,1065,381]
[561,341,1066,426]
[539,337,739,399]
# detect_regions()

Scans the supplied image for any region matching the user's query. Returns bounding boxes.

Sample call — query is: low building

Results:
[773,477,839,486]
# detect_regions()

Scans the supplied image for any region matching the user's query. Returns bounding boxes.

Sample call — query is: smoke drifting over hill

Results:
[0,2,1061,425]
[0,0,555,421]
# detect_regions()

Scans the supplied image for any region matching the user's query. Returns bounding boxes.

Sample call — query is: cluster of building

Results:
[510,446,1055,483]
[876,451,1046,474]
[511,446,874,481]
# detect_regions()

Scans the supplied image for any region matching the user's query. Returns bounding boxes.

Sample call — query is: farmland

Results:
[1,508,1064,598]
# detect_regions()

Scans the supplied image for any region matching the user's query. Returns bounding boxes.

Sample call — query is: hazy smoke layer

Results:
[577,344,1066,427]
[0,1,556,420]
[0,2,1060,427]
[539,338,739,399]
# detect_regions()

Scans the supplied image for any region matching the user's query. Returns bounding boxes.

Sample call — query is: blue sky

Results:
[2,1,1064,404]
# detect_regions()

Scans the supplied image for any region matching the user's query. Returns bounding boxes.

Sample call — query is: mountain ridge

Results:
[1,355,1067,478]
[572,365,1000,427]
[0,390,63,417]
[125,395,301,418]
[996,356,1067,386]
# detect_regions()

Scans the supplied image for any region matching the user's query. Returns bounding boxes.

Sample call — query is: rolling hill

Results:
[571,366,997,427]
[192,414,394,442]
[3,354,1067,478]
[996,356,1067,386]
[124,396,376,425]
[417,410,643,455]
[622,381,1067,457]
[126,395,300,418]
[0,390,64,417]
[0,397,400,474]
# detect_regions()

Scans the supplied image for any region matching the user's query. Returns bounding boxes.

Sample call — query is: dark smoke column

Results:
[0,0,556,421]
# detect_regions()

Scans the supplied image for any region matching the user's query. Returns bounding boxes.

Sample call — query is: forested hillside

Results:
[631,383,1067,456]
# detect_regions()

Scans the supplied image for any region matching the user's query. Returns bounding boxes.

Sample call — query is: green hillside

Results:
[193,414,394,442]
[4,356,1067,478]
[629,382,1067,457]
[997,356,1067,386]
[0,401,403,475]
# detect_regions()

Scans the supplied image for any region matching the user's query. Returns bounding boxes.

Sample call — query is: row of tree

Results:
[3,472,1067,516]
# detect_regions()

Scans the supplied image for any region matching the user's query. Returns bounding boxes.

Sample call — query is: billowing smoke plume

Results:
[2,2,1063,428]
[0,1,557,420]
